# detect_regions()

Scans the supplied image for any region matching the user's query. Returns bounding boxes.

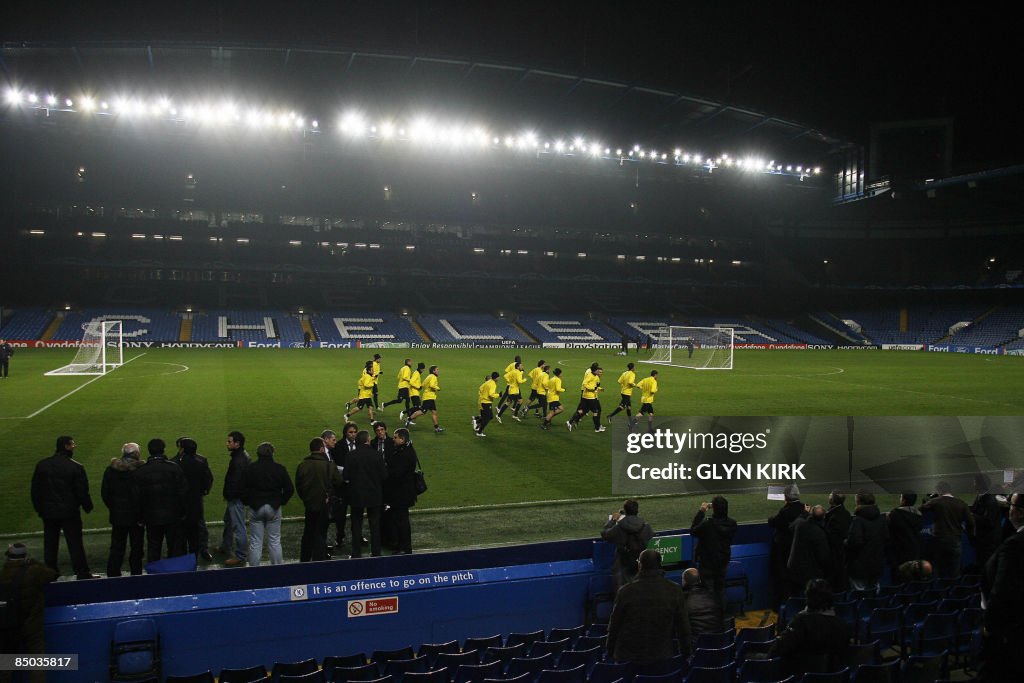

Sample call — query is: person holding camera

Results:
[601,499,654,590]
[921,481,975,579]
[690,496,737,600]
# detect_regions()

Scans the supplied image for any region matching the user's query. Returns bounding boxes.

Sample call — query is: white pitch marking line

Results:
[22,353,147,419]
[107,361,190,380]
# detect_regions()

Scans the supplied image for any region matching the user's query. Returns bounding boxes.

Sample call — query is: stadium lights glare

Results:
[29,229,45,235]
[28,93,39,104]
[5,89,22,104]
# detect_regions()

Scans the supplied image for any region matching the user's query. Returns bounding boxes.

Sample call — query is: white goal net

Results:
[641,325,734,370]
[45,320,124,376]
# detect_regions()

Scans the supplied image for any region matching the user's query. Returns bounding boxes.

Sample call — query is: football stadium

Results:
[1,5,1022,681]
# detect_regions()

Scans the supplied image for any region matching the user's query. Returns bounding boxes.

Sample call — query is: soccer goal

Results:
[641,325,734,370]
[45,320,124,376]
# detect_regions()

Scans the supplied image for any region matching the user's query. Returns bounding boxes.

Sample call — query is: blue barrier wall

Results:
[45,524,773,682]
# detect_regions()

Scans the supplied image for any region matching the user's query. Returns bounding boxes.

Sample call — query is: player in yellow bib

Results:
[540,368,567,430]
[496,361,527,422]
[606,362,637,425]
[566,366,606,433]
[523,363,551,418]
[633,370,659,433]
[523,359,547,418]
[382,358,413,413]
[400,362,425,426]
[473,371,501,437]
[404,365,444,434]
[344,360,377,422]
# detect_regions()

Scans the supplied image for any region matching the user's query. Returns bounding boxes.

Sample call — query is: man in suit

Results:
[346,430,388,558]
[980,491,1024,680]
[824,491,852,592]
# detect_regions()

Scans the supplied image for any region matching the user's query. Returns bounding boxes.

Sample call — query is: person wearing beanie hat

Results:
[100,442,145,576]
[768,482,807,605]
[30,436,99,580]
[241,441,294,566]
[1,542,58,664]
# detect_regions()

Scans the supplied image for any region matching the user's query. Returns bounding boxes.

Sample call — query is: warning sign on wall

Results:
[348,596,400,618]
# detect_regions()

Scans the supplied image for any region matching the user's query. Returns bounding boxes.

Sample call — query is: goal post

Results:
[45,320,124,376]
[641,325,734,370]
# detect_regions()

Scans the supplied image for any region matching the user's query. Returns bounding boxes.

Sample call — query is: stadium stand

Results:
[947,305,1024,347]
[191,310,306,344]
[0,307,53,340]
[516,316,620,344]
[50,308,182,342]
[313,312,423,344]
[417,314,533,344]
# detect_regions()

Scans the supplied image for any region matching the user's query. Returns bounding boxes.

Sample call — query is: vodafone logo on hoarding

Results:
[347,597,399,618]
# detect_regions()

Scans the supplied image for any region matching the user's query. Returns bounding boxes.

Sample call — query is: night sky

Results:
[4,1,1020,170]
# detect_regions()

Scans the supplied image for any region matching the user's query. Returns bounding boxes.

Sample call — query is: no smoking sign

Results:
[347,596,400,618]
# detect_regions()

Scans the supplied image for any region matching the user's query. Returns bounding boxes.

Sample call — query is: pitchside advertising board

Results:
[611,416,1024,496]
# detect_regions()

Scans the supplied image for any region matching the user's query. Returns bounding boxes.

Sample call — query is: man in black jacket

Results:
[846,491,888,591]
[970,473,1005,573]
[602,499,655,590]
[788,505,830,596]
[824,491,852,592]
[134,438,189,563]
[980,491,1024,680]
[221,430,250,567]
[681,567,723,650]
[346,430,388,558]
[30,436,99,579]
[921,480,976,579]
[769,484,807,604]
[174,436,214,562]
[690,495,737,600]
[770,578,852,676]
[101,442,144,576]
[607,549,690,663]
[886,491,923,583]
[0,338,13,378]
[384,428,418,555]
[242,442,294,566]
[295,437,344,562]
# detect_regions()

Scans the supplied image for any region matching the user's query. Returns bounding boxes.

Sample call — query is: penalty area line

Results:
[22,353,147,420]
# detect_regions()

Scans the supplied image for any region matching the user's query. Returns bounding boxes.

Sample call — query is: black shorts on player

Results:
[639,403,654,415]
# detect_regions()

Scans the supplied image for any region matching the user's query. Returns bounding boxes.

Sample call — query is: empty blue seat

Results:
[684,663,735,683]
[110,618,161,682]
[536,664,587,683]
[737,658,782,683]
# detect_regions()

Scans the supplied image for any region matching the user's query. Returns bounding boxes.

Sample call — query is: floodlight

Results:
[5,89,22,105]
[616,148,622,155]
[814,167,821,174]
[786,165,793,171]
[796,166,803,173]
[674,148,682,156]
[312,120,319,129]
[341,112,366,136]
[543,142,550,149]
[379,121,395,138]
[638,151,645,158]
[683,154,691,162]
[28,93,39,103]
[591,145,601,157]
[46,94,57,106]
[633,144,640,151]
[661,153,667,160]
[65,98,73,107]
[574,137,584,149]
[295,118,305,129]
[554,140,565,152]
[605,148,611,155]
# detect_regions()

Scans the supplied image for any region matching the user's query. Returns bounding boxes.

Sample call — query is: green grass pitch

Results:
[1,347,1021,548]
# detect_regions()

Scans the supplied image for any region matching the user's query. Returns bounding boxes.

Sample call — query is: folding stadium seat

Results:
[507,653,555,680]
[165,673,215,683]
[332,663,384,683]
[798,668,849,683]
[464,635,503,654]
[435,651,481,674]
[953,607,984,667]
[694,630,734,651]
[272,659,319,682]
[506,630,546,648]
[909,614,957,658]
[374,648,416,671]
[585,624,608,638]
[832,601,858,632]
[556,646,602,674]
[452,660,503,683]
[842,641,879,669]
[683,663,735,683]
[898,600,938,654]
[777,597,806,632]
[418,640,461,666]
[688,645,735,669]
[528,638,572,659]
[735,625,775,649]
[587,660,633,683]
[383,656,430,683]
[937,595,972,613]
[899,653,947,683]
[633,654,687,678]
[634,670,685,683]
[736,657,782,683]
[853,596,890,623]
[404,669,451,683]
[849,660,898,683]
[573,635,606,653]
[219,665,270,683]
[537,664,588,683]
[109,618,161,682]
[856,606,901,649]
[485,643,528,670]
[487,674,530,683]
[279,673,326,683]
[549,626,585,647]
[323,655,370,681]
[735,639,776,662]
[587,574,616,625]
[724,562,751,615]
